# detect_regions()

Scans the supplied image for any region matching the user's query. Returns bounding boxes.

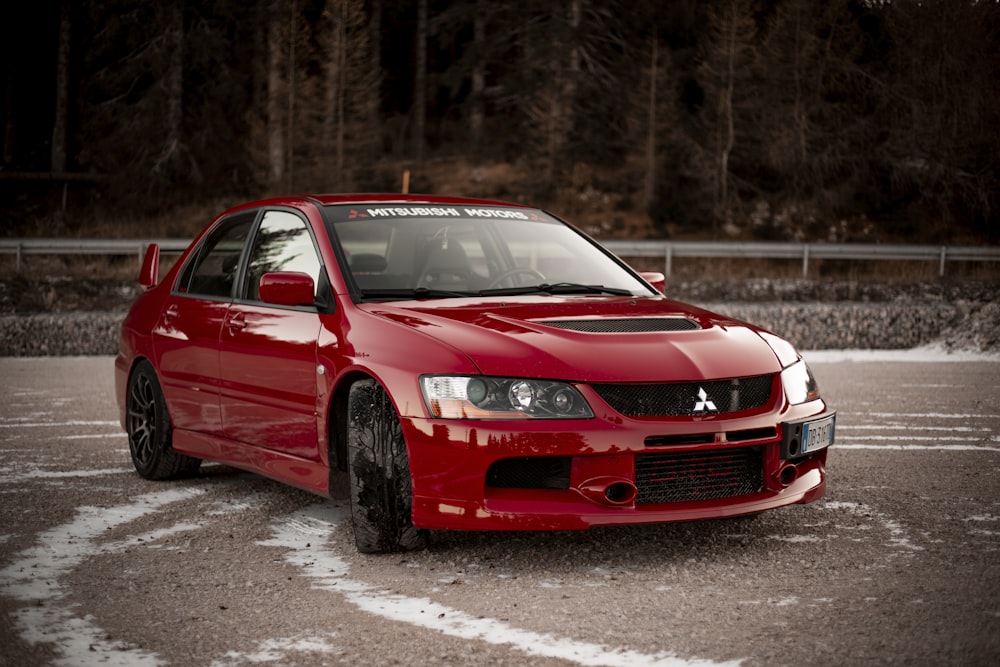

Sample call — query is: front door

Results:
[218,209,323,460]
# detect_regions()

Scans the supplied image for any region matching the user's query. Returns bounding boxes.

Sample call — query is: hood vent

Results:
[540,318,699,333]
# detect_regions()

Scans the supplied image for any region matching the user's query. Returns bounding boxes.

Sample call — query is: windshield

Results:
[326,204,653,300]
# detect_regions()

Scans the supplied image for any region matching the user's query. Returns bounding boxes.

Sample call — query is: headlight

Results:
[780,360,820,405]
[421,376,594,419]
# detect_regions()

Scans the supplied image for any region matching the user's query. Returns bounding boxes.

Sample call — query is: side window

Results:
[241,210,322,301]
[176,211,255,298]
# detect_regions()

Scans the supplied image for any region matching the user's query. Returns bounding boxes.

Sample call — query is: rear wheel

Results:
[126,360,201,480]
[347,379,426,553]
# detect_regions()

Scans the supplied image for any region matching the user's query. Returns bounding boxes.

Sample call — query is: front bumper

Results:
[402,401,830,531]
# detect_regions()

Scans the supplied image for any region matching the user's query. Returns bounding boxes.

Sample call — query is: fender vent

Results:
[486,456,571,489]
[541,318,699,333]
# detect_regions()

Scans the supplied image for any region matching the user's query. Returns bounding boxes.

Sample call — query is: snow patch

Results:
[261,502,744,667]
[0,488,207,666]
[804,347,1000,364]
[822,501,922,552]
[209,634,341,666]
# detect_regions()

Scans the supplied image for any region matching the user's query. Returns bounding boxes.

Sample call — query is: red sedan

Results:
[115,194,835,553]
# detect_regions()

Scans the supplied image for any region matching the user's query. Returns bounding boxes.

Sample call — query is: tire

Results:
[126,360,201,480]
[347,378,426,553]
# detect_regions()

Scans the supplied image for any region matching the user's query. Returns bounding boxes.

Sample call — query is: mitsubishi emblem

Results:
[693,387,717,412]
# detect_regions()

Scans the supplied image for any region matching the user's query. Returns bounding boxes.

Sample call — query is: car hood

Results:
[358,296,785,382]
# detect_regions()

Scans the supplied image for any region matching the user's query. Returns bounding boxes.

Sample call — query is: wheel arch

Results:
[123,355,201,480]
[117,354,154,428]
[328,370,377,474]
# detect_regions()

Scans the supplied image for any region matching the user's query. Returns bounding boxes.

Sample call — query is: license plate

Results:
[802,414,835,453]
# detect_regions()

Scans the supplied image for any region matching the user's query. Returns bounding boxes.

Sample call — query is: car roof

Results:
[312,193,528,208]
[308,193,532,208]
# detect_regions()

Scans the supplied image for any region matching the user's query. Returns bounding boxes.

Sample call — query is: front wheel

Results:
[347,379,426,554]
[126,360,201,480]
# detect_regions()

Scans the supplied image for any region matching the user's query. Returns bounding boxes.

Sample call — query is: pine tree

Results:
[693,0,759,235]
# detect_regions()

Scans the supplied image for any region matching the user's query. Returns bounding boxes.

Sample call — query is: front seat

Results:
[417,238,474,291]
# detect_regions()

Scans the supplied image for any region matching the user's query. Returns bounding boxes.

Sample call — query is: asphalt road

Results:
[1,353,998,667]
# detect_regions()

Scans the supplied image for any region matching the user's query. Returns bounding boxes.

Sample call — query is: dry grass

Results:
[0,254,183,281]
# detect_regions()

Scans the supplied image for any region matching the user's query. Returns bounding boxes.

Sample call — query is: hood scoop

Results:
[538,317,700,333]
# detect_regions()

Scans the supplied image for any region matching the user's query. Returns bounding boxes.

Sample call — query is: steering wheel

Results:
[418,267,474,288]
[487,267,546,289]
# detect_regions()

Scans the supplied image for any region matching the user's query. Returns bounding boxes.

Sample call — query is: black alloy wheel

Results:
[126,360,201,480]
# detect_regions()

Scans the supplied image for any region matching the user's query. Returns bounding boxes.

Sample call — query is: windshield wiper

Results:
[478,283,634,297]
[359,287,472,301]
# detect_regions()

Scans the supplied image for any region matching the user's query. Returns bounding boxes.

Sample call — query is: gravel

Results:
[1,278,997,356]
[3,357,999,666]
[0,312,126,356]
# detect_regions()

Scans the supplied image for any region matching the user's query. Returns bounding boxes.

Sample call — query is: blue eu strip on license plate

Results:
[802,414,835,453]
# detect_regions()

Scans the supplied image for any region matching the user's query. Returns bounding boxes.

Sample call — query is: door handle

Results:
[226,311,247,333]
[163,304,180,322]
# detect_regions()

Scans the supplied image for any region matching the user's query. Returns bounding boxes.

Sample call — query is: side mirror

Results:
[139,244,160,288]
[639,271,666,295]
[258,272,316,307]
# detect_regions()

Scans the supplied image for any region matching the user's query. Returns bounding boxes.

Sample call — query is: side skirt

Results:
[173,428,330,496]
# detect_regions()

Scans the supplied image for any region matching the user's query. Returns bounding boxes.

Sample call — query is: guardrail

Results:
[1,238,998,277]
[0,239,190,271]
[601,240,1000,277]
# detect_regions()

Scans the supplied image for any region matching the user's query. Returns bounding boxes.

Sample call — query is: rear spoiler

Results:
[139,244,160,288]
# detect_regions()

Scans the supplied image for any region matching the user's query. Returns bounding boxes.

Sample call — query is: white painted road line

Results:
[835,444,1000,452]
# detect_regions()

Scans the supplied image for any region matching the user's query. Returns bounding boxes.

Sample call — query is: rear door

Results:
[153,211,257,435]
[218,209,324,460]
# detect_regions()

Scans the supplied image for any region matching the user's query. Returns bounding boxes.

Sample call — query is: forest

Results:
[2,0,999,243]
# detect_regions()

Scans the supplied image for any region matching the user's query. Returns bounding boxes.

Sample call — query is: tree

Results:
[637,27,705,233]
[499,0,635,191]
[317,0,379,189]
[752,0,873,236]
[468,4,487,157]
[76,0,202,200]
[414,0,428,164]
[51,0,71,174]
[642,33,658,212]
[267,0,288,189]
[153,1,186,180]
[880,0,1000,238]
[6,0,997,242]
[693,0,759,234]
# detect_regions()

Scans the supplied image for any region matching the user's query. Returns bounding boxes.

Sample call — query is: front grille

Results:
[591,375,774,417]
[635,447,763,504]
[541,318,699,333]
[486,457,571,489]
